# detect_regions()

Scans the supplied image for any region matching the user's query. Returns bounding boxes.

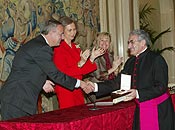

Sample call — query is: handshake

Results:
[79,80,95,94]
[42,80,95,94]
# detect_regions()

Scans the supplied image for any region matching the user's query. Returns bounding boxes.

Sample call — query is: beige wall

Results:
[99,0,139,60]
[159,0,175,82]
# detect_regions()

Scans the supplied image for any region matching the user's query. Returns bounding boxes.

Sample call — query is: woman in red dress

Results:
[53,16,104,109]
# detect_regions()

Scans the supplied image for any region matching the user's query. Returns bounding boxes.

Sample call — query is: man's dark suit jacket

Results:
[0,35,77,114]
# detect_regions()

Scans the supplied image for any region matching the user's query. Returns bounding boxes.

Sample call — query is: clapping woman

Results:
[89,32,123,82]
[53,16,104,109]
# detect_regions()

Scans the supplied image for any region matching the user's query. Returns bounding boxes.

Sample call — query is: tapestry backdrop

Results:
[0,0,100,87]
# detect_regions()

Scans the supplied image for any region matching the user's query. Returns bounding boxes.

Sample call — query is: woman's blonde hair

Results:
[94,32,113,52]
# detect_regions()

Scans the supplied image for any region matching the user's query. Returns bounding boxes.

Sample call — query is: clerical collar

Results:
[136,47,147,57]
[41,34,49,45]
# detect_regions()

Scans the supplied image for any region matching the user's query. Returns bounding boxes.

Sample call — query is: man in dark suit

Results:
[0,20,94,120]
[90,29,174,130]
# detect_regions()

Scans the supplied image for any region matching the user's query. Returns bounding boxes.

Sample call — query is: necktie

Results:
[132,56,139,89]
[103,52,115,80]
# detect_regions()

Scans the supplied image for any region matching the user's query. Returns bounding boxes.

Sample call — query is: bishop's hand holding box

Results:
[111,74,131,104]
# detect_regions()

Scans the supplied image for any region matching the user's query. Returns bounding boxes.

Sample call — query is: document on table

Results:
[87,102,113,106]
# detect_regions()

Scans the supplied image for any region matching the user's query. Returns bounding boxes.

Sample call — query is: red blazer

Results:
[53,40,97,109]
[53,41,97,79]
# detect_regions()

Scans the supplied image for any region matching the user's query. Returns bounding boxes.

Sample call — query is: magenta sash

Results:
[136,92,170,130]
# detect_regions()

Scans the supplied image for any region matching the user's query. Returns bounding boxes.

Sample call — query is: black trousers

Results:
[1,101,31,120]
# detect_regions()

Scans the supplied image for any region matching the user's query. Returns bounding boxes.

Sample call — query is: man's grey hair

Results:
[41,20,62,35]
[129,29,151,47]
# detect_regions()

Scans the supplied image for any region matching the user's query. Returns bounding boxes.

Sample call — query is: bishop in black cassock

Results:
[94,29,174,130]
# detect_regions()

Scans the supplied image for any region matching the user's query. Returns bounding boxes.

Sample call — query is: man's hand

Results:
[123,89,136,101]
[86,81,95,88]
[80,81,94,94]
[43,80,55,93]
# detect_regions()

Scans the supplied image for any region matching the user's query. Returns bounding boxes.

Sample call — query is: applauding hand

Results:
[90,47,105,62]
[81,49,90,60]
[112,56,123,70]
[78,49,90,67]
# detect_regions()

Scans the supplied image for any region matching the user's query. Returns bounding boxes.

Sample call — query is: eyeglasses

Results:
[127,40,139,44]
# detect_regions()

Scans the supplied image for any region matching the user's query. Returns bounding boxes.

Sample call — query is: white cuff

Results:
[75,80,80,88]
[136,90,139,98]
[94,83,98,92]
